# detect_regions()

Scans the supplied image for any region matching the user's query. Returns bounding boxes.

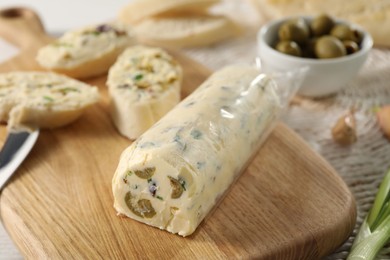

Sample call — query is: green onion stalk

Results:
[348,169,390,260]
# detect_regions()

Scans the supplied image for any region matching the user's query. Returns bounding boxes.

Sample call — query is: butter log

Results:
[112,65,287,236]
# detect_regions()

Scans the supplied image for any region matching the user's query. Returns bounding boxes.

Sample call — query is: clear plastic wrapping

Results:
[112,64,306,236]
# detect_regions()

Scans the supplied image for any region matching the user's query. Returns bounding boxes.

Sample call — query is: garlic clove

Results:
[332,109,357,145]
[377,105,390,140]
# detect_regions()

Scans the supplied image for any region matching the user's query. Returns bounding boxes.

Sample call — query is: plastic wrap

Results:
[112,64,306,236]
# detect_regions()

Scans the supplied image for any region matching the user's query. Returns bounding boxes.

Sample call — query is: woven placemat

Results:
[285,49,390,259]
[184,1,390,259]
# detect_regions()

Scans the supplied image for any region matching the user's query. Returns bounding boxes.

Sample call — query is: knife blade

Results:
[0,130,39,190]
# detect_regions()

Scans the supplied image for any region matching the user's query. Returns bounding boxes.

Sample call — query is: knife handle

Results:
[0,7,51,50]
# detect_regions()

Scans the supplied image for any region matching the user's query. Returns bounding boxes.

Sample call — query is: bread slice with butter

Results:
[107,45,182,140]
[134,14,238,48]
[36,23,136,79]
[119,0,220,24]
[0,72,99,132]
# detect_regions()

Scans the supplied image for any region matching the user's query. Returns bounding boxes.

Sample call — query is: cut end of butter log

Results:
[107,45,182,140]
[112,65,282,236]
[0,72,99,132]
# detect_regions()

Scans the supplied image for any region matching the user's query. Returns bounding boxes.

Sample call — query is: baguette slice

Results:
[134,14,238,48]
[107,45,182,140]
[36,23,136,79]
[119,0,220,24]
[0,72,99,131]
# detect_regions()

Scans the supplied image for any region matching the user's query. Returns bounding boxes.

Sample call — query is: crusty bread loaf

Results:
[0,72,99,131]
[134,14,238,48]
[249,0,390,47]
[107,45,182,140]
[119,0,220,24]
[36,23,136,79]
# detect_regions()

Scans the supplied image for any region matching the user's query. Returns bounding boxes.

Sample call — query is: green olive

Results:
[352,29,364,45]
[275,14,363,60]
[310,14,335,37]
[278,18,310,45]
[290,17,310,34]
[302,37,318,58]
[124,191,157,218]
[137,199,157,218]
[134,167,155,179]
[331,24,357,42]
[62,53,72,60]
[343,40,360,54]
[315,36,347,59]
[168,176,184,199]
[275,41,302,57]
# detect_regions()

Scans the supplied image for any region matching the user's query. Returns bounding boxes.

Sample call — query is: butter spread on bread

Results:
[36,23,136,79]
[0,72,99,131]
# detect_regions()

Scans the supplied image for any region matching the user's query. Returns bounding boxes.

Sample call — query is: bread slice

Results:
[119,0,220,24]
[134,14,238,48]
[107,45,182,140]
[36,23,136,79]
[0,72,99,132]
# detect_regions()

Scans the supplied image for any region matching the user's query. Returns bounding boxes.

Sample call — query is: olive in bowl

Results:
[257,15,373,97]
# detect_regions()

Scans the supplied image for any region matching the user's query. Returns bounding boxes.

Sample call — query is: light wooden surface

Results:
[0,7,356,259]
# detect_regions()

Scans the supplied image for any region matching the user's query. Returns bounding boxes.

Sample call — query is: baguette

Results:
[119,0,220,24]
[0,72,99,131]
[134,14,237,48]
[36,23,136,79]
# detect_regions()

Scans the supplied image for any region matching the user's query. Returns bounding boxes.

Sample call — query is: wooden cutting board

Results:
[0,7,356,259]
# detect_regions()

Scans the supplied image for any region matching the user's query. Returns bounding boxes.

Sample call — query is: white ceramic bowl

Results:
[257,16,373,97]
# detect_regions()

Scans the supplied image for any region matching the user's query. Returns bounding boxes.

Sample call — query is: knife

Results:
[0,130,39,190]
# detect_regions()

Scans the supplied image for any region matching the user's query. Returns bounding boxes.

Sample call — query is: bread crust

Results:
[134,14,238,48]
[45,45,130,79]
[119,0,220,24]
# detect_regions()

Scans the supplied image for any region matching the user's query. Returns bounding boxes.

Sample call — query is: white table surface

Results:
[0,1,131,258]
